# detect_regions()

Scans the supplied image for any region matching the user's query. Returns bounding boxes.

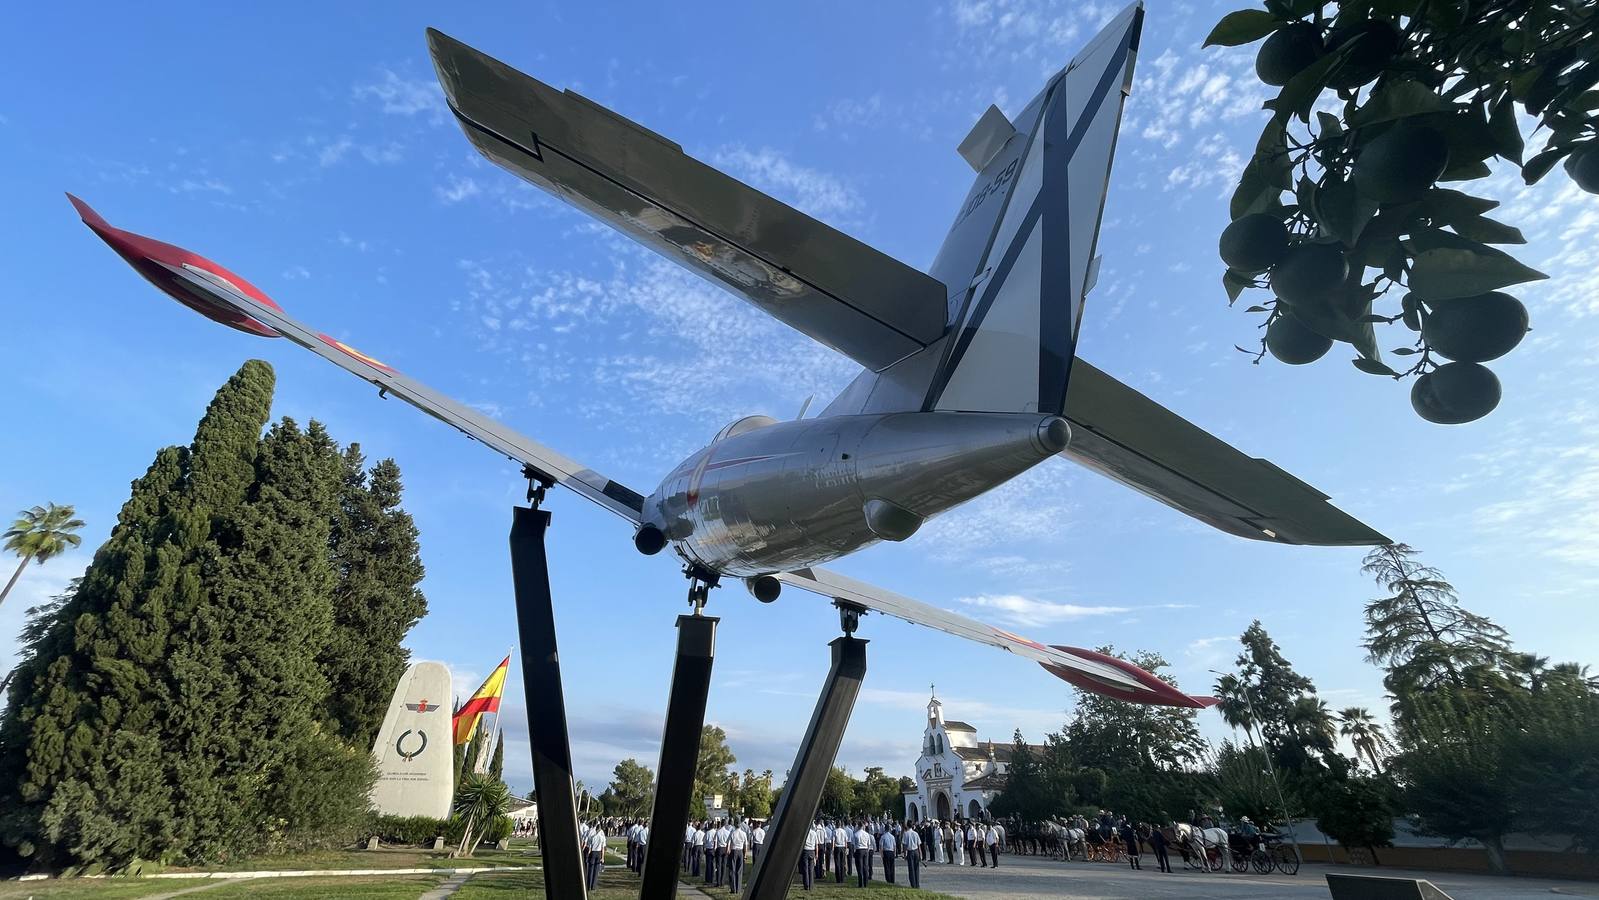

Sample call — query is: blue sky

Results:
[3,0,1597,796]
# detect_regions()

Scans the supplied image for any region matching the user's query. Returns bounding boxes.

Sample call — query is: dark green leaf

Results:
[1274,43,1351,124]
[1265,0,1321,18]
[1223,269,1254,304]
[1245,305,1270,313]
[1488,93,1525,164]
[1409,248,1548,300]
[1316,111,1344,137]
[1393,346,1419,355]
[1358,314,1391,323]
[1352,357,1399,376]
[1428,105,1498,167]
[1406,227,1493,255]
[1439,159,1492,182]
[1522,146,1573,184]
[1349,81,1450,127]
[1418,188,1499,224]
[1203,9,1280,47]
[1450,215,1526,245]
[1574,90,1599,113]
[1317,178,1381,246]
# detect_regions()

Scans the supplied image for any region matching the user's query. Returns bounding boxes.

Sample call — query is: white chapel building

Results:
[902,690,1042,822]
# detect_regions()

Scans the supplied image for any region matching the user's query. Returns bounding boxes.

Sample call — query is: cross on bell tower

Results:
[927,683,943,725]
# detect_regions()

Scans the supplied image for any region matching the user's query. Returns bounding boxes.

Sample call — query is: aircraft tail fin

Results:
[921,3,1141,417]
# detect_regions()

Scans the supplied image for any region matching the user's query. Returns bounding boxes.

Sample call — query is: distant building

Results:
[902,689,1043,822]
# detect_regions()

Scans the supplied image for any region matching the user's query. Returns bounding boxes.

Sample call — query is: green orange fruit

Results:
[1352,125,1449,203]
[1257,23,1324,87]
[1220,214,1291,274]
[1326,20,1401,89]
[1266,312,1335,364]
[1422,291,1528,362]
[1411,361,1501,424]
[1270,243,1349,306]
[1566,144,1599,194]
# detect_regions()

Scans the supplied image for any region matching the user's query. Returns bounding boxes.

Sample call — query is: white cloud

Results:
[353,69,447,123]
[955,593,1130,627]
[436,174,482,204]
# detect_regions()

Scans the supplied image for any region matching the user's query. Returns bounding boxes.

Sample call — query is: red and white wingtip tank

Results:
[67,193,283,339]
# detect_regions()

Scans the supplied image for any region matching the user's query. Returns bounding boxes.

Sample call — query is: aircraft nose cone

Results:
[1037,416,1071,454]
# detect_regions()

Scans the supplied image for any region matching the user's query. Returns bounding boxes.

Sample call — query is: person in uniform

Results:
[833,820,850,882]
[691,822,705,877]
[585,822,607,891]
[751,820,765,867]
[966,821,980,866]
[853,821,873,887]
[817,820,831,879]
[684,821,695,871]
[902,819,922,888]
[636,823,649,875]
[727,819,748,892]
[879,826,897,884]
[1121,820,1141,870]
[704,820,719,886]
[798,819,818,891]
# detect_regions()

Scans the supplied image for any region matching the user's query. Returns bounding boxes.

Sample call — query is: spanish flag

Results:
[452,655,510,745]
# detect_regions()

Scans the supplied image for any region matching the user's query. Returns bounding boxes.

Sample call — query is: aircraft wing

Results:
[1063,360,1387,545]
[186,271,648,523]
[776,565,1160,698]
[69,193,647,524]
[426,28,949,373]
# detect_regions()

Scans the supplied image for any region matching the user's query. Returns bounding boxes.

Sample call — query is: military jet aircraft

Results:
[71,2,1383,709]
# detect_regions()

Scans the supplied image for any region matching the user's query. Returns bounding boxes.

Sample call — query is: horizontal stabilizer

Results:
[1062,360,1387,545]
[427,28,949,372]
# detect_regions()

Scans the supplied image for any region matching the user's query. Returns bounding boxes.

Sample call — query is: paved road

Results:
[913,852,1599,899]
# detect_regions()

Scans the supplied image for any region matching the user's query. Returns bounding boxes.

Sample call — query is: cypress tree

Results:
[324,448,427,746]
[0,361,275,867]
[489,733,505,782]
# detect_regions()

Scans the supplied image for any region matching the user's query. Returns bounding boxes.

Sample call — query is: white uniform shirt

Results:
[586,828,606,852]
[693,828,705,847]
[986,825,999,846]
[707,827,721,850]
[903,829,921,853]
[802,826,819,851]
[854,828,873,850]
[753,826,766,845]
[834,825,849,846]
[966,826,978,842]
[638,826,649,846]
[685,824,696,842]
[880,831,897,852]
[729,828,748,852]
[718,825,732,848]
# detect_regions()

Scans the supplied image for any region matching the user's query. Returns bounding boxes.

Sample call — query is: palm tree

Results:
[1,503,85,609]
[1337,707,1394,774]
[454,772,513,857]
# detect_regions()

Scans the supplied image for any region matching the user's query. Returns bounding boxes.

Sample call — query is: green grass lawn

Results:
[202,875,445,898]
[162,845,536,873]
[0,880,186,900]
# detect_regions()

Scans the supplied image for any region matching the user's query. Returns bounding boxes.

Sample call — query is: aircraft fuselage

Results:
[641,411,1071,577]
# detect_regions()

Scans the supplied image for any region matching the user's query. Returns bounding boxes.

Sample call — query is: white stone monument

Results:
[370,661,454,818]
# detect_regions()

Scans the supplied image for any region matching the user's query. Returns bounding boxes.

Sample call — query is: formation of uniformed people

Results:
[576,812,1016,892]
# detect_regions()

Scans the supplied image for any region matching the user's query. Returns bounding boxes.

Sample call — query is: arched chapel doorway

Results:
[936,791,951,821]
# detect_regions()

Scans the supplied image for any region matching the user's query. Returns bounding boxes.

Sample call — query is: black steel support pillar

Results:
[639,614,719,899]
[742,636,867,900]
[508,505,586,898]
